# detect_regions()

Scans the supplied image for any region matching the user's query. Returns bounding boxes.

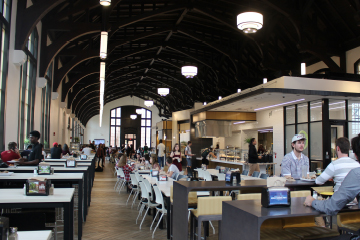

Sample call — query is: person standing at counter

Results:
[18,130,42,166]
[170,143,182,171]
[157,139,165,169]
[281,134,309,179]
[248,138,262,176]
[201,146,216,165]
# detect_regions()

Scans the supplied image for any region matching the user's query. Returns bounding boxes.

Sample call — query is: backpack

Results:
[201,148,210,158]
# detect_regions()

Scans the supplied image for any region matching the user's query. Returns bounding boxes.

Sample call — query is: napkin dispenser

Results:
[158,175,168,181]
[38,163,51,175]
[261,187,291,208]
[225,171,241,184]
[66,159,77,168]
[0,216,9,240]
[26,178,51,196]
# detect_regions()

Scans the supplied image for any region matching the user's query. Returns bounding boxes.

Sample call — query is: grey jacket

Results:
[312,167,360,215]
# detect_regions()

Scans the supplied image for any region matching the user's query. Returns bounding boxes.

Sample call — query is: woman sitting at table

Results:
[165,157,179,179]
[170,143,182,172]
[150,156,160,170]
[116,154,134,185]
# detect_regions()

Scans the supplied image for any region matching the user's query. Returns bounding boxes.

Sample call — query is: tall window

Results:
[0,0,11,150]
[110,107,121,147]
[140,108,152,148]
[18,26,38,149]
[41,63,52,148]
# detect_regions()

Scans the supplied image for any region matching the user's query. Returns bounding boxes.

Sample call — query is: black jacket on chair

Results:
[248,144,258,164]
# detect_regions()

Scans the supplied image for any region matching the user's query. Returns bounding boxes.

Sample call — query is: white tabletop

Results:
[18,230,52,240]
[45,159,92,162]
[195,169,259,180]
[142,175,173,197]
[1,166,88,171]
[42,162,91,166]
[0,172,83,180]
[0,188,75,203]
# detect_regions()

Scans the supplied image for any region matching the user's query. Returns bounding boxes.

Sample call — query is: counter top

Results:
[196,158,276,166]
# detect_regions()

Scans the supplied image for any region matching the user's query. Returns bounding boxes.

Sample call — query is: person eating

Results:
[1,142,21,164]
[165,157,179,179]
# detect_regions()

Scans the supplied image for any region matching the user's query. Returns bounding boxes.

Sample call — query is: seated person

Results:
[304,134,360,216]
[82,146,92,156]
[165,157,179,179]
[116,154,134,182]
[50,142,63,159]
[150,156,160,170]
[316,137,359,192]
[1,142,21,164]
[18,130,42,166]
[20,145,32,159]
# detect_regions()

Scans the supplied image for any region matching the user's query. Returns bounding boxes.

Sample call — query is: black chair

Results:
[252,171,260,178]
[242,170,249,176]
[260,173,269,179]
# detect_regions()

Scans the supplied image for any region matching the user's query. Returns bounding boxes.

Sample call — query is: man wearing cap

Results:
[50,142,63,159]
[18,130,42,166]
[281,134,309,179]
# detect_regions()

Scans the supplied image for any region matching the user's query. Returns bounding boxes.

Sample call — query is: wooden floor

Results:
[82,161,168,240]
[82,160,220,240]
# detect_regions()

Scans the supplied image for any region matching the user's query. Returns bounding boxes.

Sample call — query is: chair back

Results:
[242,170,249,176]
[197,196,231,216]
[134,171,141,182]
[197,169,204,179]
[139,181,150,200]
[215,166,220,170]
[218,173,225,181]
[259,173,269,179]
[252,171,260,177]
[143,178,153,201]
[116,169,123,178]
[118,168,126,179]
[237,193,261,200]
[204,171,212,181]
[130,174,138,186]
[153,185,165,211]
[290,190,311,198]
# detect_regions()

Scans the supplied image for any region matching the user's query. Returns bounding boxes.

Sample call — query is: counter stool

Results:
[337,212,360,235]
[190,196,231,240]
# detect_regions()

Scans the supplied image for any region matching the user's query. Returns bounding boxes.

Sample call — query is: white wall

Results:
[84,96,162,147]
[306,56,340,74]
[171,109,191,147]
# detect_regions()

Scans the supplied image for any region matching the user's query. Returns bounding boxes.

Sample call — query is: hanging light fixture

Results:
[130,114,137,120]
[218,96,222,100]
[237,12,263,33]
[100,62,106,81]
[157,88,169,96]
[136,108,142,114]
[100,0,111,6]
[100,31,108,59]
[301,63,306,75]
[181,66,197,78]
[263,78,267,84]
[238,89,241,93]
[203,102,207,105]
[144,100,153,107]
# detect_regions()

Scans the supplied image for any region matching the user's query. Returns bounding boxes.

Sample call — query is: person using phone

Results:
[1,142,21,164]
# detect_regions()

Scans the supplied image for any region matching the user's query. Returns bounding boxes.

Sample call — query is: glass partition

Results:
[297,103,308,123]
[285,106,295,124]
[310,101,322,121]
[310,122,322,160]
[329,100,346,120]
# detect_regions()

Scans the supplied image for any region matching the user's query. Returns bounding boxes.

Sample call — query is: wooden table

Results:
[172,180,319,240]
[18,230,52,240]
[221,197,360,240]
[0,173,84,239]
[0,188,75,240]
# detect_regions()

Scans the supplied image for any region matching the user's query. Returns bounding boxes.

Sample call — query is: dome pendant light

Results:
[130,114,137,120]
[158,88,169,96]
[181,66,197,78]
[136,108,142,114]
[237,12,263,33]
[100,31,108,59]
[100,0,111,6]
[144,100,154,107]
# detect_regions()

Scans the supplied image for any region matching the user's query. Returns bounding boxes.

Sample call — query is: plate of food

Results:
[300,177,316,181]
[0,171,13,176]
[7,159,20,163]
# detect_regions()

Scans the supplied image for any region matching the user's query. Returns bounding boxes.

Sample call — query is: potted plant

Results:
[24,138,30,149]
[74,137,80,143]
[244,137,252,144]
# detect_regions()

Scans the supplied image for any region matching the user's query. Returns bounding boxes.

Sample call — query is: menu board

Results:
[38,165,51,175]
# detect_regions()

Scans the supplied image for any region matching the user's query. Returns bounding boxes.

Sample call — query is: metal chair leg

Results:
[152,213,164,238]
[150,210,159,230]
[136,204,145,224]
[139,206,150,230]
[209,221,215,235]
[126,189,134,205]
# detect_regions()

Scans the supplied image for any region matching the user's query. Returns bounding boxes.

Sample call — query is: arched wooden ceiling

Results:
[16,0,360,125]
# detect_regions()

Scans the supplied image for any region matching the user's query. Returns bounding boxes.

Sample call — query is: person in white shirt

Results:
[316,137,360,192]
[82,146,92,156]
[165,157,179,179]
[157,139,166,169]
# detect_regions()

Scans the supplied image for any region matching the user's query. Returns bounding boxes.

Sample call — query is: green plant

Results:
[74,137,80,143]
[244,137,252,144]
[180,141,187,147]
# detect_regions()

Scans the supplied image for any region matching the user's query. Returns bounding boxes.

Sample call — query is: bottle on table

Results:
[233,176,237,185]
[8,227,18,240]
[312,191,318,200]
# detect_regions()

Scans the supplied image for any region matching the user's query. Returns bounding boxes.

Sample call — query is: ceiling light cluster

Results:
[181,66,197,78]
[100,0,111,6]
[237,12,263,33]
[158,88,169,96]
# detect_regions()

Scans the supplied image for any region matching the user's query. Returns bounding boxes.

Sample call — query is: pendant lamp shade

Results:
[237,12,263,33]
[157,88,169,96]
[181,66,197,78]
[100,31,108,59]
[130,114,137,120]
[144,100,153,107]
[100,0,111,6]
[136,108,142,114]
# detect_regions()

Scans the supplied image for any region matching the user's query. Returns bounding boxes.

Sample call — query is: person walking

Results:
[248,138,262,176]
[157,139,166,169]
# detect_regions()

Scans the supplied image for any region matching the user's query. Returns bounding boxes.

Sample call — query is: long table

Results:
[172,180,319,240]
[0,166,92,220]
[18,230,52,240]
[221,197,360,240]
[0,188,75,240]
[0,173,84,239]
